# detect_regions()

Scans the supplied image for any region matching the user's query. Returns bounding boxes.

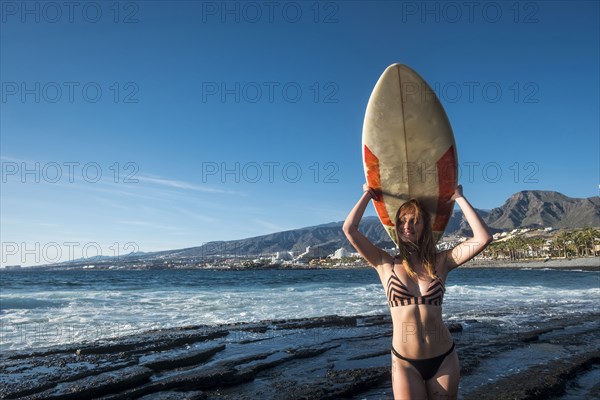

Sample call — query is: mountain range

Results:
[126,190,600,261]
[43,191,600,266]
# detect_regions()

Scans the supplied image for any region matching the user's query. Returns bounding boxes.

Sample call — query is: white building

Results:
[331,248,350,259]
[271,251,293,263]
[294,246,328,261]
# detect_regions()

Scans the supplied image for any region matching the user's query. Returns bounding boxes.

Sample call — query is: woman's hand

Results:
[363,184,380,201]
[343,184,387,268]
[450,184,464,201]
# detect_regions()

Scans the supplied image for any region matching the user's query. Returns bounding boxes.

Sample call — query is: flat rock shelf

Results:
[1,313,598,399]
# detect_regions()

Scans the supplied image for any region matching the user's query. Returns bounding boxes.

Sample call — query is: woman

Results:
[342,184,492,399]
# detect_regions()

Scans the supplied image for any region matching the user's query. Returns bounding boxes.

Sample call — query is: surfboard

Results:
[362,64,458,244]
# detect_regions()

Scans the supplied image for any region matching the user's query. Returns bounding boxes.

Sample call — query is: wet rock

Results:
[145,363,246,392]
[285,345,340,359]
[78,329,229,355]
[138,391,207,400]
[274,315,358,330]
[519,327,553,343]
[24,366,153,400]
[141,344,226,372]
[291,367,390,399]
[590,381,600,399]
[2,313,599,400]
[463,350,600,400]
[348,350,390,361]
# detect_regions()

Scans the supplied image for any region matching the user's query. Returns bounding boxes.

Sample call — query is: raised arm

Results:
[342,185,388,268]
[443,185,493,272]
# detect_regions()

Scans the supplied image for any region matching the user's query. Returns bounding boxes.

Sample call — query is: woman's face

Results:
[397,213,424,244]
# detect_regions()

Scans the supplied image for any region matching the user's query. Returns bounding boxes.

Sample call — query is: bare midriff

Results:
[389,304,453,359]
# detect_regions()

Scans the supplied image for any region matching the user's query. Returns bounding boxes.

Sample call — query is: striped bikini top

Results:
[386,264,445,307]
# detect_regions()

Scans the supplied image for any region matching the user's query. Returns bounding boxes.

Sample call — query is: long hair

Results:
[394,199,437,281]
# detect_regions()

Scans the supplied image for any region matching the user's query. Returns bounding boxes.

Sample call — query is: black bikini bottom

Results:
[391,342,456,381]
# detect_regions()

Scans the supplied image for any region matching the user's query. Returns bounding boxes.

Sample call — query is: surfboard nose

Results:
[386,63,410,72]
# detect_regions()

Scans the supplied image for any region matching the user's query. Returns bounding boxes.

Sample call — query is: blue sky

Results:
[1,1,598,266]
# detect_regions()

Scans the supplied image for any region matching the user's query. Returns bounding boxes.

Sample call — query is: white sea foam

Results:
[0,284,387,350]
[1,269,598,351]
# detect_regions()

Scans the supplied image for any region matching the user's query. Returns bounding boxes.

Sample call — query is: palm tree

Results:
[486,241,508,259]
[580,227,600,256]
[506,236,527,260]
[552,231,571,258]
[528,237,546,258]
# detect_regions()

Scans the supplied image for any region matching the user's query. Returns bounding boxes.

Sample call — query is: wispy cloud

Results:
[0,155,28,163]
[251,218,286,233]
[170,206,219,223]
[136,175,246,196]
[299,205,348,222]
[115,220,183,232]
[0,157,245,198]
[0,220,61,228]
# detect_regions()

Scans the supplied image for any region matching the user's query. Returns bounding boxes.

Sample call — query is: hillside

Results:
[43,191,600,266]
[169,191,600,258]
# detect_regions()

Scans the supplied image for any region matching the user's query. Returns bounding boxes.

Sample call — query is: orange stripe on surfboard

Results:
[363,145,393,227]
[433,145,457,232]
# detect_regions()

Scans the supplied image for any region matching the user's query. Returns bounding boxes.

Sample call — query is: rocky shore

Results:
[294,256,599,272]
[220,256,600,273]
[463,256,599,270]
[1,311,598,399]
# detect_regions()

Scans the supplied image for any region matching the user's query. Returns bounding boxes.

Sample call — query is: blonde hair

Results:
[394,199,437,281]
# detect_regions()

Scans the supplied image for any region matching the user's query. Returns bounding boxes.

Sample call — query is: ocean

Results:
[1,267,599,351]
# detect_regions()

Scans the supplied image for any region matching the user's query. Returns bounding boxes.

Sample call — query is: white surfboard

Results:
[362,64,458,244]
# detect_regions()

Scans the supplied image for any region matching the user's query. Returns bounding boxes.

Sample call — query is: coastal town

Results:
[5,227,598,271]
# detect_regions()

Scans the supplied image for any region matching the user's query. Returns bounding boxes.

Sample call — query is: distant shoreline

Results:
[2,256,598,272]
[463,256,599,270]
[335,256,600,272]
